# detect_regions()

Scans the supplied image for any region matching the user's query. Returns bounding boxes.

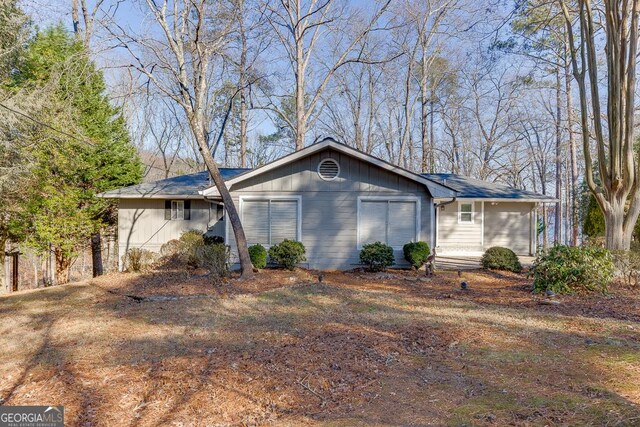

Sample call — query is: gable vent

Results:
[318,158,340,181]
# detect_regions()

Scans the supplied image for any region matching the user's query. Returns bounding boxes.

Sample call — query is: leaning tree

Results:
[111,0,255,278]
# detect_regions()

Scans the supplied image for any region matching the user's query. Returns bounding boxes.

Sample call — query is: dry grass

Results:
[0,268,638,426]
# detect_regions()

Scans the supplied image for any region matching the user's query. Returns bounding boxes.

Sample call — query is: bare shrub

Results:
[123,248,157,272]
[611,250,640,288]
[195,244,229,278]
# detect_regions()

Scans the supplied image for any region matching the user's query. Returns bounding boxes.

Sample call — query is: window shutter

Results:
[270,200,298,243]
[164,200,171,220]
[388,201,416,247]
[184,200,191,220]
[242,200,270,245]
[360,201,387,245]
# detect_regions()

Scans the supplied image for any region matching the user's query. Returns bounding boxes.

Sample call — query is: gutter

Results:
[434,197,457,208]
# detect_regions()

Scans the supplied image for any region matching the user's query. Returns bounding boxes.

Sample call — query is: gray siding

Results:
[117,199,218,268]
[227,149,434,270]
[483,202,533,255]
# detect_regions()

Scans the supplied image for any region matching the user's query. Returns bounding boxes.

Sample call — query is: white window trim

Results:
[171,200,184,220]
[356,196,421,250]
[229,195,303,247]
[317,158,341,181]
[458,201,474,224]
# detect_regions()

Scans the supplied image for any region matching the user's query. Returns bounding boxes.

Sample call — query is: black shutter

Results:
[184,200,191,220]
[164,200,171,220]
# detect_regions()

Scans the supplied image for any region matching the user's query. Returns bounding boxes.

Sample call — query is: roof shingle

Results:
[421,173,556,201]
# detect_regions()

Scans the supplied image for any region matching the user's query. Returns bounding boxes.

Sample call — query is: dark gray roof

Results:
[99,168,250,199]
[421,173,556,201]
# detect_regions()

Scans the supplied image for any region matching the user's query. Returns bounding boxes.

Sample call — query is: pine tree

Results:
[8,26,142,284]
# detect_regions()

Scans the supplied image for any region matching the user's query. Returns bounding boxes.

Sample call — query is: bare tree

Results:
[263,0,392,150]
[560,0,640,249]
[71,0,105,46]
[112,0,254,278]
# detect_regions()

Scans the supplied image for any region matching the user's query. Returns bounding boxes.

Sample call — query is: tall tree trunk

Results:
[295,23,306,151]
[191,117,254,279]
[239,5,248,167]
[565,55,579,246]
[554,68,562,243]
[71,0,80,34]
[429,94,436,173]
[91,232,103,277]
[0,238,5,291]
[54,248,71,285]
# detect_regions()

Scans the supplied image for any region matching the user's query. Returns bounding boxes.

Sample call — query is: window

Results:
[458,202,473,224]
[317,158,340,180]
[165,200,191,220]
[172,200,184,220]
[240,197,301,246]
[358,197,419,249]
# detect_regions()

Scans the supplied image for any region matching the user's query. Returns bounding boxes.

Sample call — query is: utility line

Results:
[0,101,170,174]
[0,101,96,146]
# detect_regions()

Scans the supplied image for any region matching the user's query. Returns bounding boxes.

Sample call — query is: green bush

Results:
[360,242,395,272]
[481,246,522,273]
[531,244,614,294]
[195,243,229,278]
[248,244,267,269]
[123,248,156,272]
[268,240,306,270]
[403,241,431,269]
[178,230,205,266]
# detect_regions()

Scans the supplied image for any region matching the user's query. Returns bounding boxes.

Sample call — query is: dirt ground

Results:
[0,267,638,426]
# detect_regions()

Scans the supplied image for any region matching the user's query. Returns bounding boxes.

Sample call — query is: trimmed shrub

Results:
[268,240,306,270]
[203,234,224,245]
[248,244,267,269]
[481,246,522,273]
[360,242,395,272]
[531,244,614,294]
[403,241,431,269]
[178,230,205,266]
[123,248,156,272]
[195,243,229,278]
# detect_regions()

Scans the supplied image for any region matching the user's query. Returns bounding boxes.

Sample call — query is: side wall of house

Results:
[436,201,483,253]
[117,198,217,269]
[226,148,434,270]
[436,200,534,255]
[483,202,534,255]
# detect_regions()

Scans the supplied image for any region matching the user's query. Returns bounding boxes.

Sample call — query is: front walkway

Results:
[435,255,536,270]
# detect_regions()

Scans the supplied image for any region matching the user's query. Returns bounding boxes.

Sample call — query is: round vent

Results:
[317,158,340,181]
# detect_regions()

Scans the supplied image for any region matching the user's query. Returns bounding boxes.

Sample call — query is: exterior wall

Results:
[226,148,434,270]
[483,202,534,255]
[436,201,483,254]
[117,198,219,269]
[436,200,535,256]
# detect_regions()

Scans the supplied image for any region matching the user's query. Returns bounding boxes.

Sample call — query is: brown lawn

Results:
[0,268,639,426]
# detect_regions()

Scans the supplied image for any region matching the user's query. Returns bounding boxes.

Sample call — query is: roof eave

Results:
[97,193,205,200]
[433,196,558,203]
